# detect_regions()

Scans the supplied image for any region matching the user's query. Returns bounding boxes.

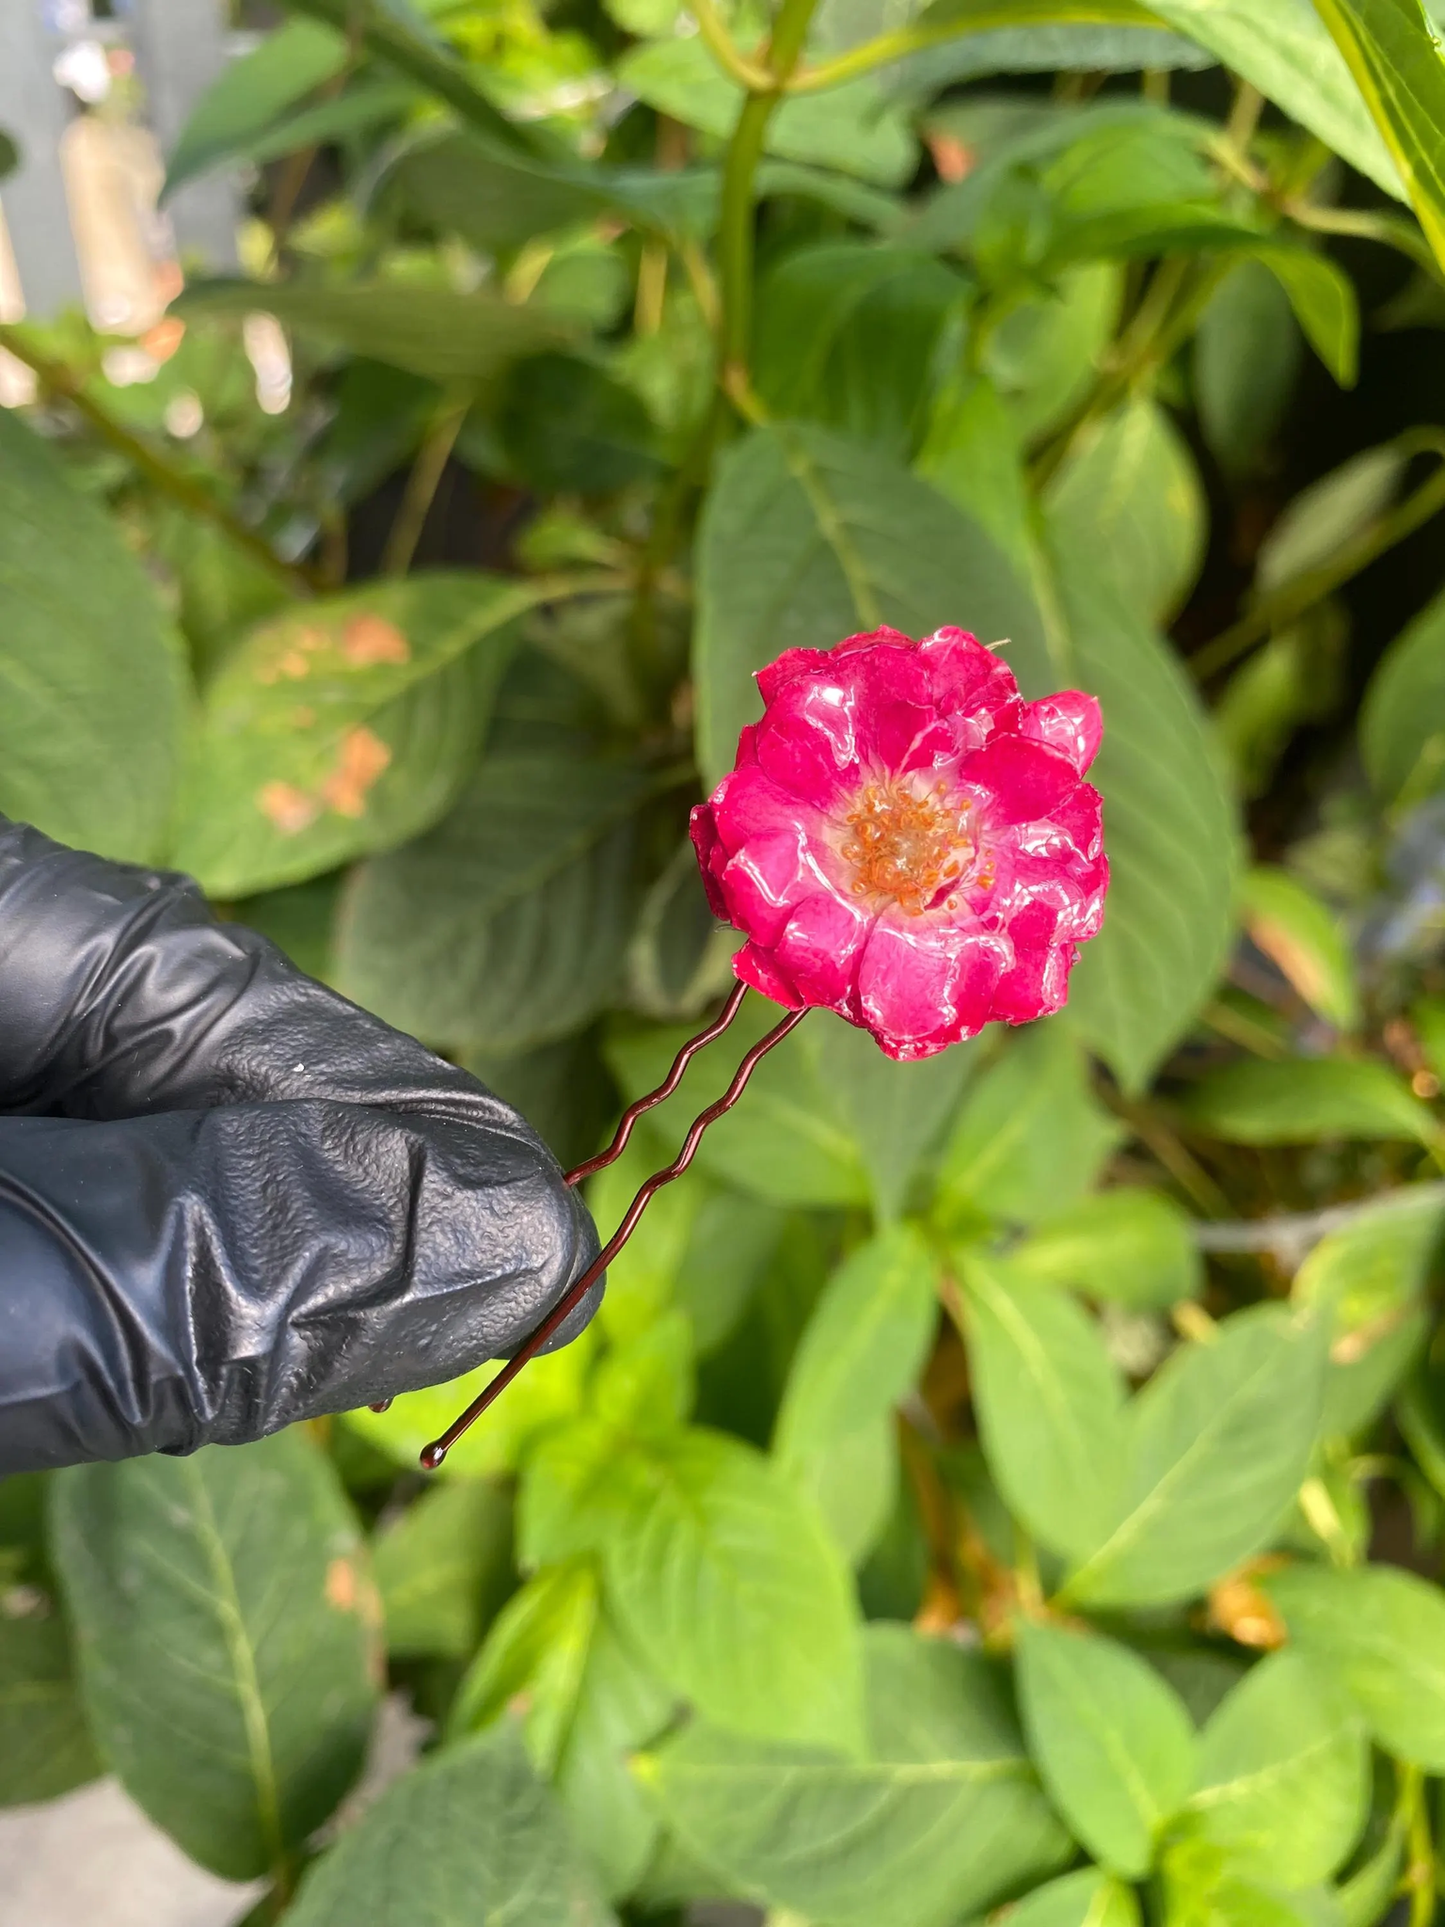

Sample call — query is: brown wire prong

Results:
[419,997,806,1470]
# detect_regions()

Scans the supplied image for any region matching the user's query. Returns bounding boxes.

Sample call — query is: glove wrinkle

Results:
[0,816,603,1474]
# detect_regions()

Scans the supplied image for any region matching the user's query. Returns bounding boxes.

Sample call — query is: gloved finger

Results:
[0,816,524,1134]
[0,1096,600,1475]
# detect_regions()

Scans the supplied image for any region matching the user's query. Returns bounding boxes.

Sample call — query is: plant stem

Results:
[382,389,470,576]
[1191,429,1445,681]
[715,0,825,395]
[689,0,774,90]
[0,322,316,594]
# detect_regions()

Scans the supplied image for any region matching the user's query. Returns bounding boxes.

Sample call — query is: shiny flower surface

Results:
[690,626,1108,1060]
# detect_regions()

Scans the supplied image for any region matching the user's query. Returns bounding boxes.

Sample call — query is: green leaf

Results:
[518,1415,660,1569]
[554,1608,676,1899]
[386,127,715,250]
[1257,445,1406,592]
[1143,0,1401,197]
[1186,1650,1369,1888]
[753,243,970,459]
[51,1433,379,1881]
[176,280,568,383]
[1031,528,1241,1089]
[619,37,917,186]
[1063,1305,1327,1608]
[372,1478,513,1660]
[0,1613,101,1806]
[0,407,188,862]
[0,131,16,182]
[164,18,348,194]
[1185,1057,1438,1145]
[1194,260,1304,477]
[1310,0,1445,269]
[1247,245,1360,388]
[451,1559,600,1771]
[1018,1619,1197,1878]
[1045,398,1206,625]
[282,0,538,158]
[1264,1562,1445,1770]
[1361,582,1445,806]
[1012,1190,1203,1311]
[1293,1189,1443,1435]
[773,1225,940,1561]
[1007,1869,1143,1927]
[935,1020,1123,1227]
[344,1321,597,1480]
[693,419,1046,790]
[961,1252,1129,1560]
[334,753,653,1053]
[604,1426,865,1752]
[637,1623,1071,1926]
[918,369,1035,578]
[983,263,1124,444]
[285,1723,616,1927]
[1239,867,1360,1031]
[171,573,528,896]
[604,1000,871,1208]
[497,353,660,496]
[816,1011,977,1220]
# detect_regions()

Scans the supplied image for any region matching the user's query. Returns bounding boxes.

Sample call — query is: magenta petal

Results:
[718,829,826,947]
[919,629,1020,718]
[1022,692,1104,774]
[990,899,1077,1024]
[734,941,804,1009]
[771,887,875,1016]
[754,644,936,809]
[689,804,729,919]
[959,735,1080,827]
[708,764,828,856]
[857,916,1008,1059]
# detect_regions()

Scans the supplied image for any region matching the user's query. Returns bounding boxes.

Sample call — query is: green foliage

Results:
[13,0,1445,1916]
[1017,1618,1197,1876]
[50,1433,379,1880]
[286,1724,617,1926]
[0,408,188,862]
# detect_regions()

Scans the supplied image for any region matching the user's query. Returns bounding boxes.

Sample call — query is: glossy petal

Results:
[718,828,828,948]
[959,735,1081,827]
[858,916,1009,1059]
[689,803,728,918]
[771,887,876,1018]
[1022,691,1104,774]
[698,625,1108,1053]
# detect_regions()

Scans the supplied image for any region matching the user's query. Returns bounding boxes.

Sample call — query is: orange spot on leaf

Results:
[320,726,391,818]
[325,1557,358,1613]
[258,782,320,835]
[343,613,410,668]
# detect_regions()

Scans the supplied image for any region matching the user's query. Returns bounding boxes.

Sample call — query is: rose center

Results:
[841,780,973,916]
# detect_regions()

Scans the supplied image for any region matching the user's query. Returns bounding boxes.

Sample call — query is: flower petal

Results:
[919,629,1020,722]
[734,941,804,1008]
[707,764,828,857]
[689,803,729,919]
[753,641,937,810]
[770,887,876,1017]
[989,900,1077,1024]
[1022,692,1103,774]
[959,734,1081,827]
[717,829,829,947]
[856,914,1008,1059]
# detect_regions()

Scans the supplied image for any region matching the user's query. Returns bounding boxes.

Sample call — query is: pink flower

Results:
[690,626,1108,1061]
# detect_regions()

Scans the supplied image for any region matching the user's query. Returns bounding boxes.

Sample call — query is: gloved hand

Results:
[0,816,601,1474]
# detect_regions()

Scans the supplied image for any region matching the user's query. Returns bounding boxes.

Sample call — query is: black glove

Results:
[0,816,601,1474]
